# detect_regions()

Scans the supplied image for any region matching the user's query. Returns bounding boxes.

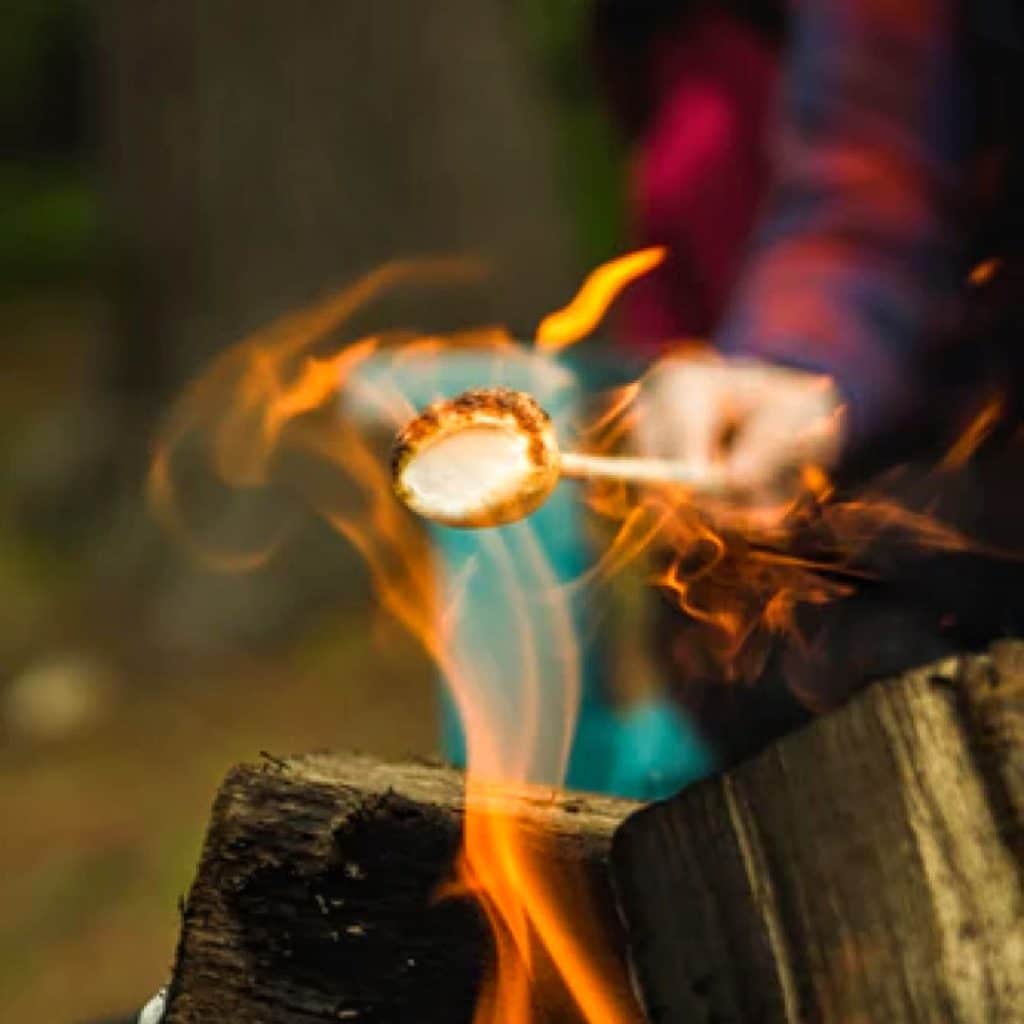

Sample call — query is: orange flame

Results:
[149,247,1016,1022]
[541,322,1007,691]
[940,394,1005,471]
[149,256,643,1023]
[535,247,666,351]
[967,257,1002,287]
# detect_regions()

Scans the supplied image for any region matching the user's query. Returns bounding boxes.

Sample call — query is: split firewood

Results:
[612,640,1024,1023]
[162,753,641,1023]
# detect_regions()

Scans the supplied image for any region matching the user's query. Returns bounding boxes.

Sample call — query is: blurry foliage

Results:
[0,0,95,291]
[0,0,88,156]
[0,162,97,290]
[517,0,626,264]
[0,1,624,291]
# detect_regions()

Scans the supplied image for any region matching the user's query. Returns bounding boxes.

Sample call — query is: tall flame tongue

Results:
[148,255,658,1023]
[148,249,1007,1024]
[536,246,666,351]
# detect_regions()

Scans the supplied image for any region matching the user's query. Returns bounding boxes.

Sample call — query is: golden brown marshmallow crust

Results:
[390,387,561,528]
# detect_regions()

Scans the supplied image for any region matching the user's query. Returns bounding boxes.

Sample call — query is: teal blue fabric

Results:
[348,347,716,799]
[442,673,716,799]
[433,489,716,799]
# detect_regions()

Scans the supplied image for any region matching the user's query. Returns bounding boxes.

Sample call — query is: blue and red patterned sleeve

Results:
[715,0,967,452]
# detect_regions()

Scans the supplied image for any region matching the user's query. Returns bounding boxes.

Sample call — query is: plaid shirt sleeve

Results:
[715,0,966,451]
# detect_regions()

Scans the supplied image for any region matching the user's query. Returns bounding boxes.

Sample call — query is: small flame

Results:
[149,256,644,1022]
[940,394,1005,471]
[535,247,666,351]
[967,257,1002,287]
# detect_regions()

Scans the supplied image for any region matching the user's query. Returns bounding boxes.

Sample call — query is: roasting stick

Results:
[391,386,726,529]
[558,450,723,490]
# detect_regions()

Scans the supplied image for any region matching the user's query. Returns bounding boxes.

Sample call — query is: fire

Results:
[527,252,1007,691]
[967,256,1002,287]
[536,246,666,351]
[149,257,644,1022]
[940,395,1005,471]
[149,247,1011,1022]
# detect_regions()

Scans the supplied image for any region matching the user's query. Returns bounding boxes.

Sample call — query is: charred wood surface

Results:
[612,641,1024,1023]
[163,753,640,1023]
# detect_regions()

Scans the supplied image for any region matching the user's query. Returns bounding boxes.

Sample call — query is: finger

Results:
[675,379,722,468]
[723,411,793,495]
[635,363,714,461]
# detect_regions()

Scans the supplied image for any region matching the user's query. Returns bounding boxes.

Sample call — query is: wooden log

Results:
[611,641,1024,1023]
[163,753,641,1023]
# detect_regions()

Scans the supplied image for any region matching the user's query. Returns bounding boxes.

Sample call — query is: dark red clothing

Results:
[619,10,780,353]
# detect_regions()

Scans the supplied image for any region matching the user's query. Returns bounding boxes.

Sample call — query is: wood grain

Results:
[612,643,1024,1023]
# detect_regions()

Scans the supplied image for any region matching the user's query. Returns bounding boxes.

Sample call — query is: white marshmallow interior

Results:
[401,424,535,519]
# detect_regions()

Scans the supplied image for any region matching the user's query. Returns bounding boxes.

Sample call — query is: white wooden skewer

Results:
[559,450,727,492]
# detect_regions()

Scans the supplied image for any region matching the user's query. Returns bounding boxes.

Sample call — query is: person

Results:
[591,0,785,354]
[594,0,1024,763]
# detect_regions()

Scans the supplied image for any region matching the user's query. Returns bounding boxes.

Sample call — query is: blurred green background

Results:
[0,2,625,1020]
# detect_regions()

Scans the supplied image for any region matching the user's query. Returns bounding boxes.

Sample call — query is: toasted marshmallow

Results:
[392,388,560,528]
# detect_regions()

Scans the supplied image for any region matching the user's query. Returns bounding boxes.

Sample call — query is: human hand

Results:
[635,352,844,521]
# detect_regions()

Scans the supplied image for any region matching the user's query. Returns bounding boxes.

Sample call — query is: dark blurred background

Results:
[0,3,624,1018]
